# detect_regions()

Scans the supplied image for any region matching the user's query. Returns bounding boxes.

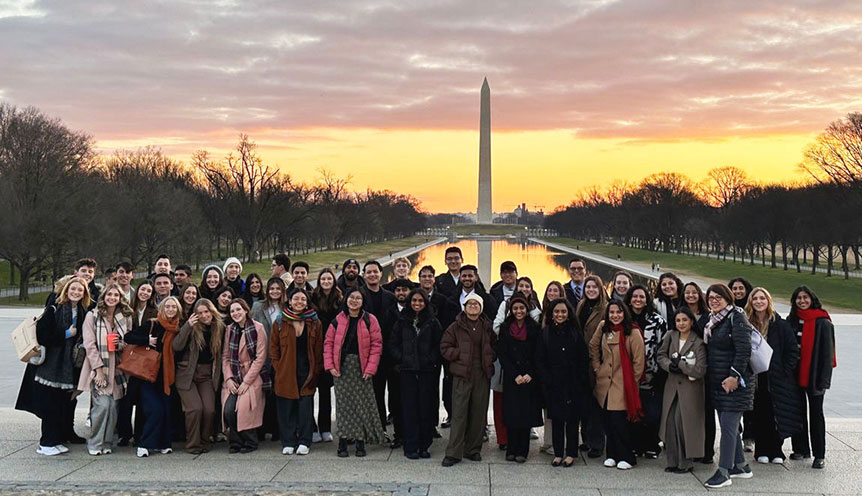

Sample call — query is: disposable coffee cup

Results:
[107,333,118,352]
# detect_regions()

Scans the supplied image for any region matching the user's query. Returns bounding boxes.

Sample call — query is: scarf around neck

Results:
[157,315,180,395]
[703,305,734,344]
[509,320,527,341]
[614,323,644,422]
[228,320,272,389]
[282,307,318,322]
[797,308,835,388]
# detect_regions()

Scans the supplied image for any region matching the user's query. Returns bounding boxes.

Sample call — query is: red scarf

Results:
[509,320,527,341]
[797,308,835,388]
[157,315,180,395]
[615,323,644,422]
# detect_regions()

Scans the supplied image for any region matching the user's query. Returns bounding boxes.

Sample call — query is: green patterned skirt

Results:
[334,354,384,444]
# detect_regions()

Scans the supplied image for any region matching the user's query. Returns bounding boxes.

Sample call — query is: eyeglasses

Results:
[707,295,725,301]
[347,295,363,301]
[570,267,585,272]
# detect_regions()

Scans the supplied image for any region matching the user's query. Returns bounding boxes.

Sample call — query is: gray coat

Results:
[657,331,707,459]
[173,321,223,392]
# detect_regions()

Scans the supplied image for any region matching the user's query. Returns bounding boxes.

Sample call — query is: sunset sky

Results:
[2,0,861,212]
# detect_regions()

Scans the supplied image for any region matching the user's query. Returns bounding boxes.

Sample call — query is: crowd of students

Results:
[15,249,837,489]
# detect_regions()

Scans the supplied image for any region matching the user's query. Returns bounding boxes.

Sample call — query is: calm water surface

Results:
[385,239,653,296]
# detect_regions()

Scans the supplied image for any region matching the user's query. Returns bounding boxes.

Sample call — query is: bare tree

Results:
[0,104,95,299]
[700,166,751,208]
[801,112,862,186]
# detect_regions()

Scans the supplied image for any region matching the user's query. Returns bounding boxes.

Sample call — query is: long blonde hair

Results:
[56,276,92,309]
[744,287,775,336]
[157,296,182,322]
[96,283,134,318]
[191,298,224,358]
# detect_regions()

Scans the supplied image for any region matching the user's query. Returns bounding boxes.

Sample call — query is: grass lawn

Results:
[240,235,437,278]
[448,224,527,236]
[551,238,862,312]
[1,236,438,307]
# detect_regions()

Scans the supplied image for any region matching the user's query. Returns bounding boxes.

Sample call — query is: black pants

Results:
[604,409,635,464]
[742,410,756,441]
[442,367,453,421]
[139,381,172,450]
[316,374,333,434]
[580,396,605,451]
[552,416,579,458]
[753,373,784,459]
[632,388,662,455]
[37,385,69,447]
[261,389,279,439]
[117,390,135,441]
[170,386,186,442]
[373,363,403,440]
[508,427,531,458]
[400,372,437,454]
[704,391,716,460]
[277,396,313,448]
[224,394,258,450]
[792,390,826,459]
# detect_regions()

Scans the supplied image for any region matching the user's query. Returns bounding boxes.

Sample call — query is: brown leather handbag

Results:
[117,323,160,383]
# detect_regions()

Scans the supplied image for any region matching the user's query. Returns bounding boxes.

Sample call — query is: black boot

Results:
[337,438,349,457]
[355,439,366,457]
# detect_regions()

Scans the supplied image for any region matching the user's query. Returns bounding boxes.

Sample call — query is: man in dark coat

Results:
[360,261,401,447]
[336,258,365,293]
[489,261,518,306]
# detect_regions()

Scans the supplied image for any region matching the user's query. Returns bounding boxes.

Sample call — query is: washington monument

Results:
[477,77,492,223]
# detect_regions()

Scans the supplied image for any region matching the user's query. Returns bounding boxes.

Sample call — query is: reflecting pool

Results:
[384,239,654,296]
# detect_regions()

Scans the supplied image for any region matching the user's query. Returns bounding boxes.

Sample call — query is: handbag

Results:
[749,328,773,375]
[12,312,42,362]
[731,312,773,375]
[117,323,161,383]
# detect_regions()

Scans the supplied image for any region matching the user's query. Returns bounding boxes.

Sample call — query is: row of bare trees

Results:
[545,112,862,280]
[0,104,426,300]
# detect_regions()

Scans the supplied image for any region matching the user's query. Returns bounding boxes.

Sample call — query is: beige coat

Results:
[77,311,132,400]
[220,321,268,432]
[657,330,707,458]
[589,321,645,411]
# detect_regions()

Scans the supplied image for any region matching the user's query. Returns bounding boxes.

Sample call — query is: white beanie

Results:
[464,293,484,312]
[223,257,243,274]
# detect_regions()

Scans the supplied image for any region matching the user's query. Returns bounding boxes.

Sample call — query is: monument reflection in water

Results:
[388,239,653,296]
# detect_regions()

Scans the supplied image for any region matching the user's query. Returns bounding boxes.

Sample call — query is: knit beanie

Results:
[223,257,243,274]
[464,293,484,312]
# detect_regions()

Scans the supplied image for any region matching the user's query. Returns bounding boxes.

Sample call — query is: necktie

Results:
[575,284,582,300]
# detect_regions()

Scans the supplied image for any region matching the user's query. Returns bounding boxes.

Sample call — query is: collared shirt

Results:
[459,289,476,309]
[570,280,583,298]
[502,284,516,301]
[450,272,459,285]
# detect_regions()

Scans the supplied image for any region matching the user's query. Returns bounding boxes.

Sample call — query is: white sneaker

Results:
[102,448,112,455]
[88,448,102,456]
[54,444,69,454]
[603,458,616,467]
[616,461,633,470]
[136,447,149,458]
[771,457,785,464]
[322,432,333,442]
[312,432,322,443]
[756,456,770,464]
[36,445,62,456]
[297,444,309,455]
[159,448,172,454]
[283,446,295,455]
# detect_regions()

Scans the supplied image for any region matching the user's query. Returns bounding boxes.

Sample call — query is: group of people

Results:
[15,248,837,490]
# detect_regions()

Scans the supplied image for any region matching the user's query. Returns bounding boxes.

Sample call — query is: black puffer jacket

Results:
[763,314,805,439]
[706,308,755,412]
[388,309,443,373]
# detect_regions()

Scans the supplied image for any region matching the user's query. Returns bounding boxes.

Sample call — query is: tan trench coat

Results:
[656,330,707,458]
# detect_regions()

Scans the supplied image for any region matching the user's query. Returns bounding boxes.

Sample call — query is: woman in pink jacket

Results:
[323,287,384,457]
[221,298,270,453]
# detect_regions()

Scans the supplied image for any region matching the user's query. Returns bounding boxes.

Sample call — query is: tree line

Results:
[544,112,862,280]
[0,104,426,300]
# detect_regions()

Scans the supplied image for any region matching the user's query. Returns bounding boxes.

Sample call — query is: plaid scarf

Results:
[228,320,272,389]
[703,305,734,344]
[94,311,129,393]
